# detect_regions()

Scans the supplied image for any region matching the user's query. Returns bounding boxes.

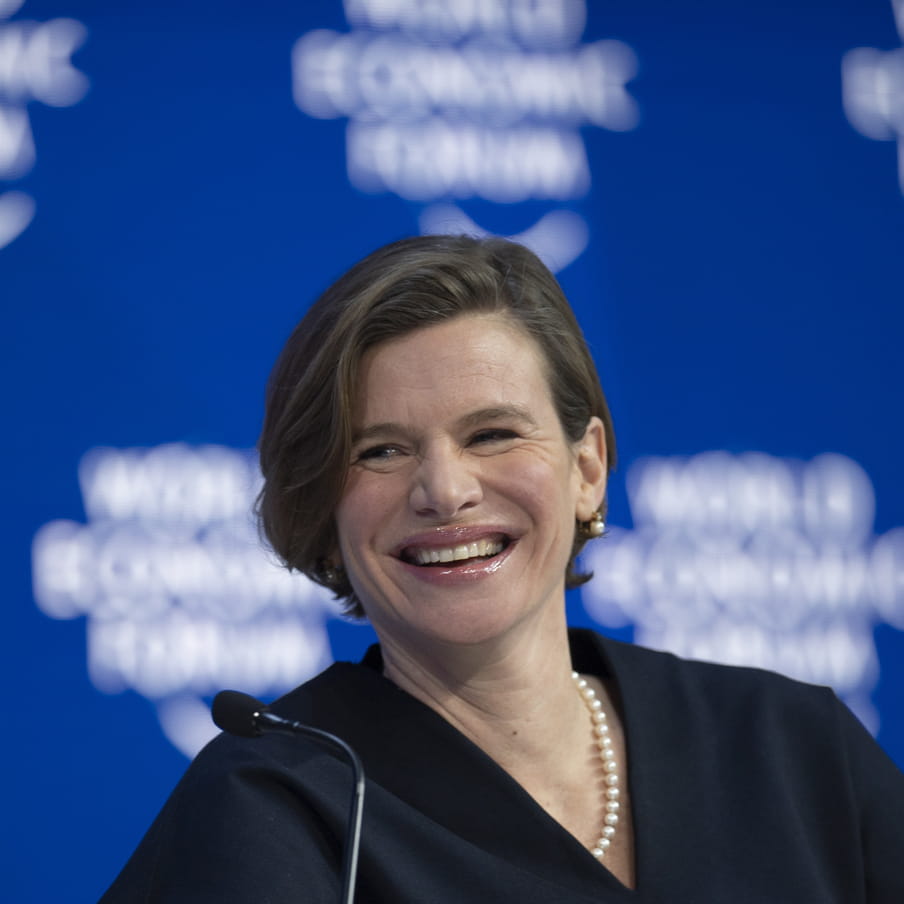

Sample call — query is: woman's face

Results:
[335,313,606,653]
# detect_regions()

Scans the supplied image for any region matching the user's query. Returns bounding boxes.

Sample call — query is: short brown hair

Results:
[257,235,616,618]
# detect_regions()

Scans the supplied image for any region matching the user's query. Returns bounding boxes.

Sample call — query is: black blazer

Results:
[100,630,904,903]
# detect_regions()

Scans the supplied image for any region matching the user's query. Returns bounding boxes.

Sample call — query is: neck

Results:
[377,615,585,773]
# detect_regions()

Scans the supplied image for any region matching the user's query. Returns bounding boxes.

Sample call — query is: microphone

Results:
[212,690,365,904]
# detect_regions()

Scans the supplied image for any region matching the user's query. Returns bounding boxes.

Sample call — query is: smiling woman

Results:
[100,236,904,903]
[257,235,615,620]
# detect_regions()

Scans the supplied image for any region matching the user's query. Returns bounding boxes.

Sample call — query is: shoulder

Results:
[100,664,371,902]
[576,627,836,705]
[579,628,904,785]
[573,628,848,749]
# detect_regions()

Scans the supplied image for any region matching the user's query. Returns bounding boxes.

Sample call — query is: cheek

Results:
[498,449,578,505]
[336,472,405,550]
[335,476,367,559]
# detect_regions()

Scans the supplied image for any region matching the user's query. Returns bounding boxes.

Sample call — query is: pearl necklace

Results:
[572,671,620,859]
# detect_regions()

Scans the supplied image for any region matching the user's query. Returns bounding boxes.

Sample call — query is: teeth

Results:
[413,539,504,566]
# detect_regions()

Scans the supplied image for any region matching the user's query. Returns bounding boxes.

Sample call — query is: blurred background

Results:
[4,1,904,900]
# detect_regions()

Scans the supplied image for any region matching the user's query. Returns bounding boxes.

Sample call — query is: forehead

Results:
[353,314,554,420]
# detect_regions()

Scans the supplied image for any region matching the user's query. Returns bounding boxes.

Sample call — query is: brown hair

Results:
[257,234,616,617]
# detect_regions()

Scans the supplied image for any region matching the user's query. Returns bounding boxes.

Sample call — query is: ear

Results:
[573,416,608,521]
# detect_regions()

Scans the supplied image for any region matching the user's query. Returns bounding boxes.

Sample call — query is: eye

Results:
[355,444,403,463]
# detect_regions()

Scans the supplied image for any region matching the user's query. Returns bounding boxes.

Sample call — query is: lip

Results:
[392,525,515,557]
[391,525,518,585]
[393,539,516,585]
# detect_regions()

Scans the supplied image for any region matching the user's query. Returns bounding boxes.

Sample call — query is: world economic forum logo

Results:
[581,452,904,734]
[32,445,337,757]
[290,0,639,271]
[0,0,88,249]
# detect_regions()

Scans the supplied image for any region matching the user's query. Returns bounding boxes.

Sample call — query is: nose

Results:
[409,445,483,520]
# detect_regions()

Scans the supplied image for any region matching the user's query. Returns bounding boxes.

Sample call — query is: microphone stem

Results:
[257,712,365,904]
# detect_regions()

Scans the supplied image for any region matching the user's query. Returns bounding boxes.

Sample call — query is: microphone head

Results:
[212,690,269,738]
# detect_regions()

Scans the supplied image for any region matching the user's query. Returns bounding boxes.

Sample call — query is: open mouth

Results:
[400,536,511,567]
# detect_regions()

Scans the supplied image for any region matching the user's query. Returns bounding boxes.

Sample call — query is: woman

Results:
[102,235,904,903]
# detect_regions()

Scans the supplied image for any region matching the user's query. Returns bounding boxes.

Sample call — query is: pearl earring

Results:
[582,511,605,538]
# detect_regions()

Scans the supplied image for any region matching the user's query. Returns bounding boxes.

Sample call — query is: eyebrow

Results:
[459,405,539,430]
[351,405,539,444]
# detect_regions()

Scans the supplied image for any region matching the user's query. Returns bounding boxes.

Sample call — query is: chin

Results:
[371,591,559,654]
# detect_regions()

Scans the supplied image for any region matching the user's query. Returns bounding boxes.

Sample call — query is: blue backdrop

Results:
[4,1,904,901]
